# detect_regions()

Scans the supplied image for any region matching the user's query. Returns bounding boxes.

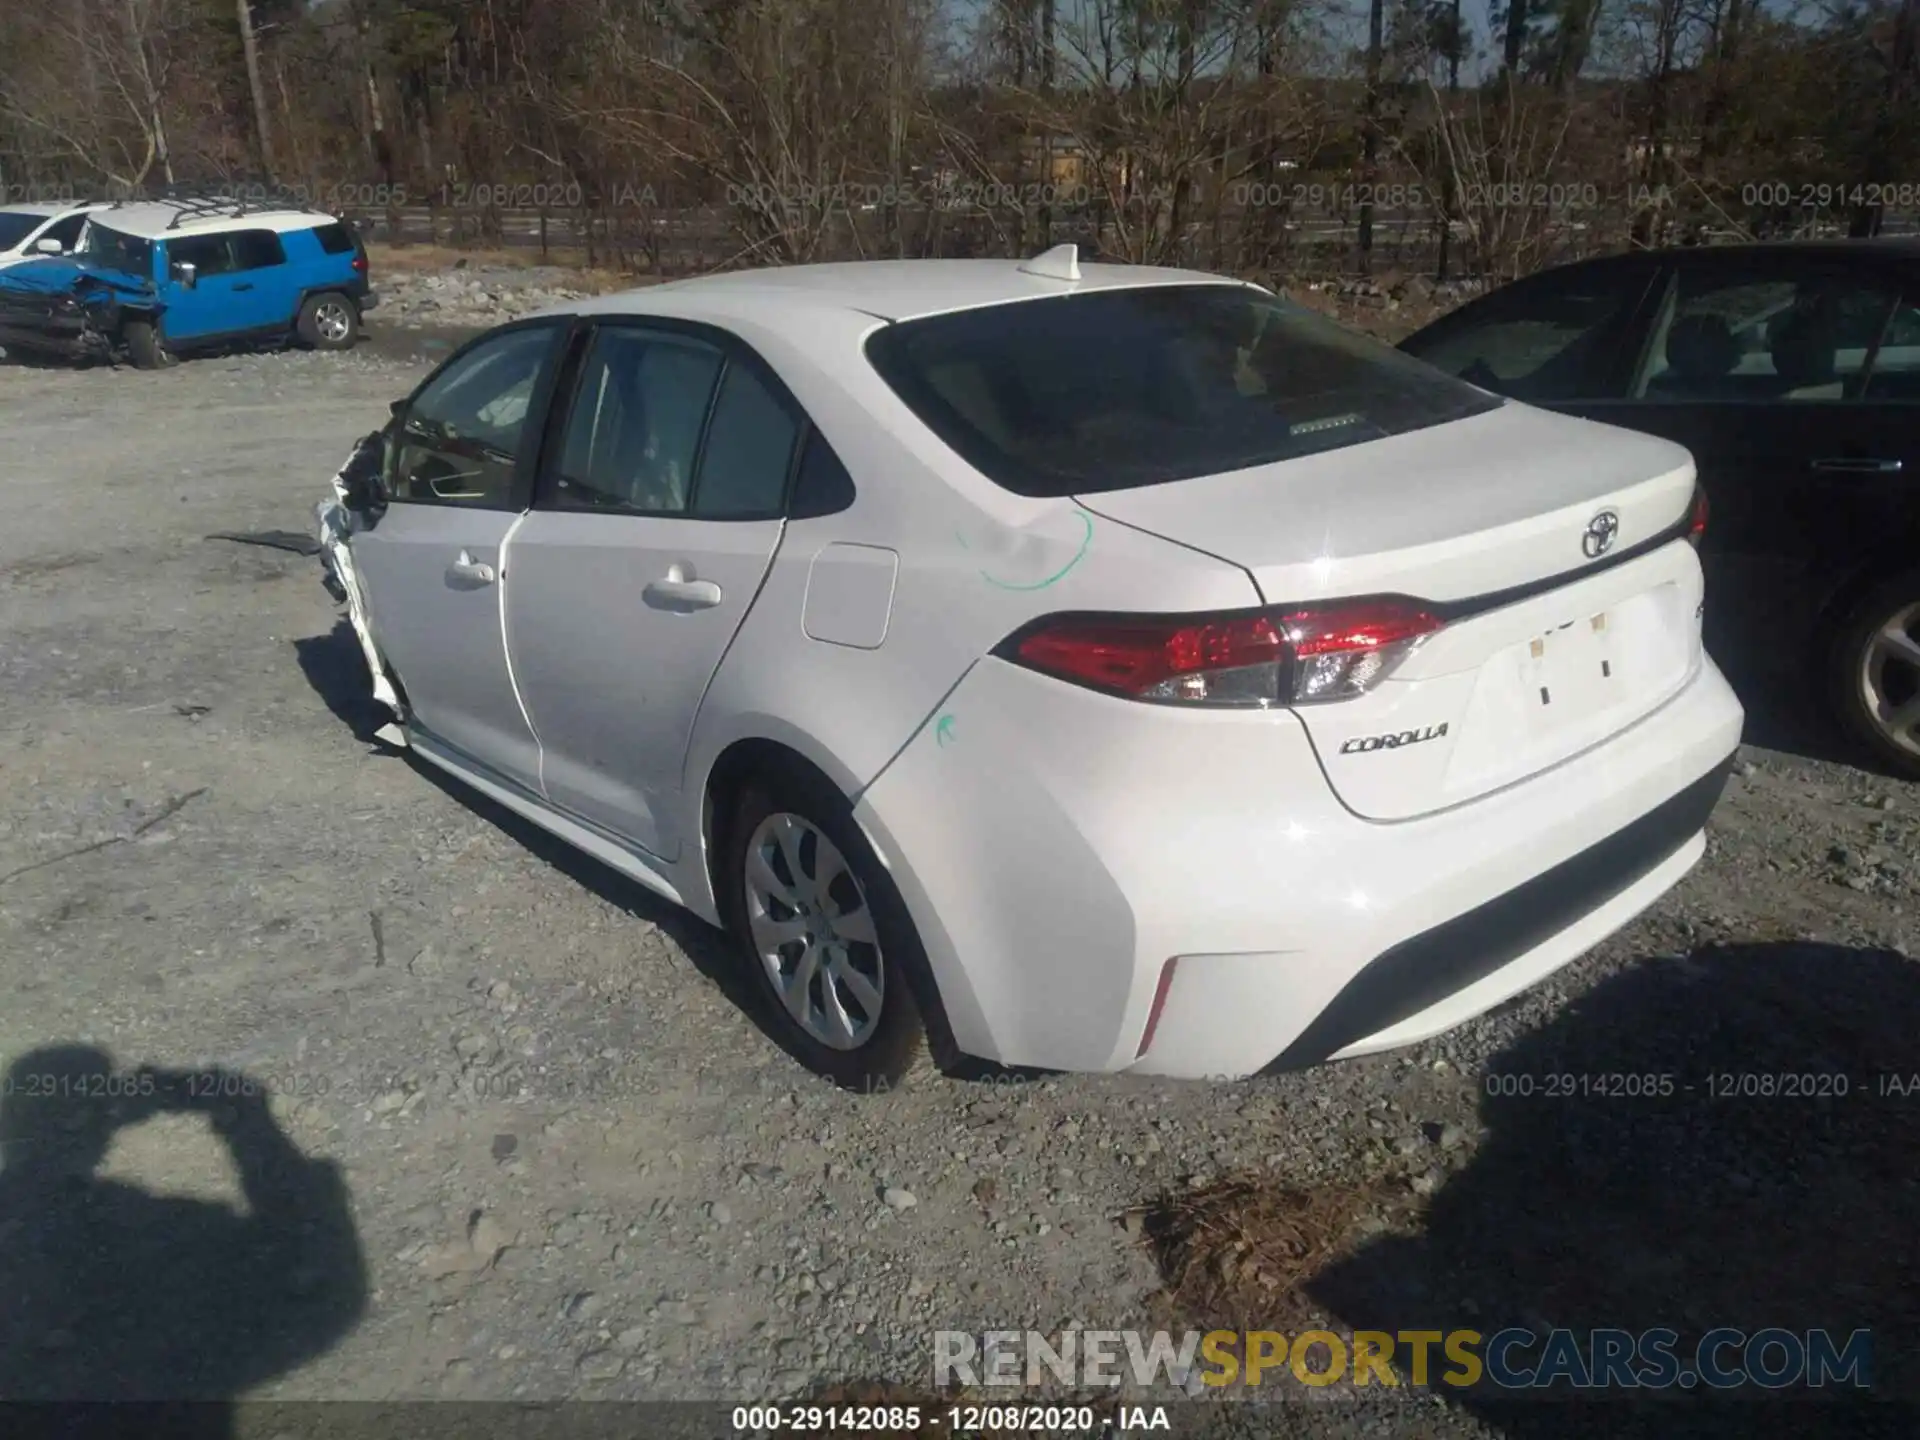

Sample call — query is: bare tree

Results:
[236,0,273,176]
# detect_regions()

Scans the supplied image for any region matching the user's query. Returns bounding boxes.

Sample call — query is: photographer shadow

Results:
[1308,941,1920,1435]
[0,1046,367,1437]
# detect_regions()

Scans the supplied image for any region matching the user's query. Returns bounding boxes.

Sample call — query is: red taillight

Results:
[1006,599,1442,707]
[1012,613,1285,705]
[352,253,369,274]
[1276,601,1445,703]
[1687,484,1709,547]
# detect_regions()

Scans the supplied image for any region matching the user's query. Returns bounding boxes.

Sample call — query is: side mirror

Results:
[170,261,197,289]
[32,236,63,256]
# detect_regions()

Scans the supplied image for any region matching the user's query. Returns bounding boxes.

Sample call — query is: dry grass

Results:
[362,242,643,294]
[1282,282,1453,344]
[1129,1173,1412,1329]
[359,243,1469,339]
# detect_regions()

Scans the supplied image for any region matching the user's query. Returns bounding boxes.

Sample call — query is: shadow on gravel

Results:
[291,619,954,1085]
[294,621,389,743]
[1309,940,1920,1435]
[1707,632,1864,772]
[394,743,839,1075]
[0,1046,367,1436]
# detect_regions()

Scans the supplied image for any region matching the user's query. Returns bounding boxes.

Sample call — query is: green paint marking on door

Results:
[935,714,956,747]
[978,509,1095,592]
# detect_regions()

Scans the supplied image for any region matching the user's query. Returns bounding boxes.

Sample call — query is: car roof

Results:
[574,256,1249,324]
[84,202,339,240]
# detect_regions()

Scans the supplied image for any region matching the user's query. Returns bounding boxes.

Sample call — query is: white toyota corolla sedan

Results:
[316,246,1743,1088]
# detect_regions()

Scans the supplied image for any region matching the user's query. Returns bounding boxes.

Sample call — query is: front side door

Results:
[503,319,800,858]
[1582,257,1919,663]
[351,321,567,788]
[160,232,251,341]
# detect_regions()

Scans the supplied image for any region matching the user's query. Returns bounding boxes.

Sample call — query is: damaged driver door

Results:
[348,321,568,791]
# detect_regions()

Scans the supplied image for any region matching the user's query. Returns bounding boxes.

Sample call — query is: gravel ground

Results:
[1,287,1916,1437]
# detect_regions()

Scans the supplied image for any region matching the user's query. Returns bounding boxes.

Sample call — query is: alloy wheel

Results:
[1859,600,1920,761]
[314,300,353,343]
[742,812,885,1051]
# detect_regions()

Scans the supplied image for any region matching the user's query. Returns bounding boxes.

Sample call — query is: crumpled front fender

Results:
[315,433,405,724]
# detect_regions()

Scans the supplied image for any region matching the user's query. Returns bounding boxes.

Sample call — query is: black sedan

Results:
[1400,239,1920,777]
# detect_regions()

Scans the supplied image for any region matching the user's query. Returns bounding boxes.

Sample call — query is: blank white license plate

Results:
[1525,611,1620,717]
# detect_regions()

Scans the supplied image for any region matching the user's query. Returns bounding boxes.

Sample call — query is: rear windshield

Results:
[313,221,357,255]
[864,283,1502,496]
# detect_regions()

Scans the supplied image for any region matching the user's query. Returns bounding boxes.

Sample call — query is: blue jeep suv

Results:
[0,198,377,368]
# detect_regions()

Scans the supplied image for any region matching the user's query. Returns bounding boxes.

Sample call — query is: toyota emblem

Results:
[1582,511,1620,559]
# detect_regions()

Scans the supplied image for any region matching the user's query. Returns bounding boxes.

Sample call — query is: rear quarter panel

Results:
[650,297,1264,913]
[282,228,359,322]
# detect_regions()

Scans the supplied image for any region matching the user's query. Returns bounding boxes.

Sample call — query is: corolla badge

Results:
[1339,723,1449,755]
[1582,510,1621,559]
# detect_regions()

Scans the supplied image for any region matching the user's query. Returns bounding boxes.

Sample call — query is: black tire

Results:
[1826,568,1920,780]
[122,319,175,370]
[297,292,360,350]
[720,768,933,1091]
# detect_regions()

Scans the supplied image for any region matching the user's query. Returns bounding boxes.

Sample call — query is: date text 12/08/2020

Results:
[729,1405,1163,1434]
[1480,1070,1920,1098]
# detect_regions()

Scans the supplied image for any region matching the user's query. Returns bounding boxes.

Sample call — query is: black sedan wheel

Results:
[1830,570,1920,780]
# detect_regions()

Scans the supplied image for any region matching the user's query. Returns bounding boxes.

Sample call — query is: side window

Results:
[1404,268,1645,401]
[168,234,233,276]
[312,223,356,255]
[550,328,725,514]
[231,229,286,270]
[790,429,857,518]
[1864,297,1920,402]
[41,214,87,252]
[1631,268,1899,403]
[692,362,800,518]
[391,325,558,507]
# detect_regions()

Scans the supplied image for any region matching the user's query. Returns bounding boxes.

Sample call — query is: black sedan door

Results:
[1573,254,1920,673]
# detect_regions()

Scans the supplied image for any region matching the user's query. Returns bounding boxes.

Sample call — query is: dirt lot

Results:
[1,292,1917,1435]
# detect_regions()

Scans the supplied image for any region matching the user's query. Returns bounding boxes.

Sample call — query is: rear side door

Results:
[1581,254,1918,660]
[502,318,801,859]
[224,228,295,330]
[350,321,569,788]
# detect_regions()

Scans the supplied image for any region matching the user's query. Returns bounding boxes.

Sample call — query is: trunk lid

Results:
[1076,403,1705,820]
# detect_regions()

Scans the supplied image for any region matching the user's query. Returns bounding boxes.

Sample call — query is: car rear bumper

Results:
[852,651,1743,1079]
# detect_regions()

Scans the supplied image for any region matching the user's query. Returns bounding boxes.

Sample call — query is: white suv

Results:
[0,202,109,270]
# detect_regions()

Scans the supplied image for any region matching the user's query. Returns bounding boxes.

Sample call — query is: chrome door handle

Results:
[1810,457,1902,474]
[445,550,495,589]
[643,568,723,610]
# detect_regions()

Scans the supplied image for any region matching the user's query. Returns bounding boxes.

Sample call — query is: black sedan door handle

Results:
[1810,456,1902,474]
[233,282,255,292]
